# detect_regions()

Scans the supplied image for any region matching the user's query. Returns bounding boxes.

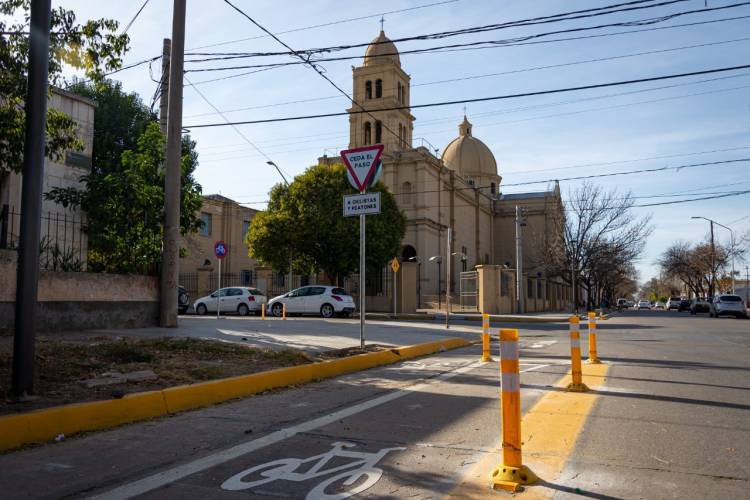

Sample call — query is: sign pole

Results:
[360,211,365,349]
[217,258,221,319]
[393,264,397,319]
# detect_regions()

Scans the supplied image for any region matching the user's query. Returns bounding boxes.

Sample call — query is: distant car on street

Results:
[710,294,748,319]
[178,285,190,314]
[678,299,691,312]
[267,286,356,318]
[666,297,682,310]
[637,300,651,310]
[654,301,666,309]
[689,297,711,315]
[193,287,267,316]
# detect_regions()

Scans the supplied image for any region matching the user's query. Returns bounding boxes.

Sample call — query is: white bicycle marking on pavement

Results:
[221,441,405,499]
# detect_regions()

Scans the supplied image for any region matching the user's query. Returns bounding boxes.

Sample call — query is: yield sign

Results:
[340,144,384,192]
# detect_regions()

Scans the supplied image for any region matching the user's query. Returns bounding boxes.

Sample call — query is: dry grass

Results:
[0,336,310,414]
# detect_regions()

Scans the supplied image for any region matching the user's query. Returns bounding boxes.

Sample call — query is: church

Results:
[320,29,569,312]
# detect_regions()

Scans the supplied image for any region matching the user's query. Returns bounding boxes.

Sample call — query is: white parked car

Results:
[267,286,355,318]
[637,300,651,310]
[710,294,748,319]
[193,287,267,316]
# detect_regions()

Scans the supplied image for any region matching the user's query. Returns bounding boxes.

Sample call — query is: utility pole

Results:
[159,38,171,136]
[445,228,452,329]
[709,220,715,297]
[12,0,52,399]
[515,206,524,314]
[160,0,186,327]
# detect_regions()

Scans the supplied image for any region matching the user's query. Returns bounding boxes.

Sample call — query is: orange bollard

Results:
[282,303,286,320]
[481,313,493,362]
[587,312,601,364]
[567,316,589,392]
[491,328,537,491]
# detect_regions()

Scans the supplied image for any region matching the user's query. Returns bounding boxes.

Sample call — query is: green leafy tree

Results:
[246,163,405,285]
[0,0,129,175]
[48,122,202,273]
[45,80,203,273]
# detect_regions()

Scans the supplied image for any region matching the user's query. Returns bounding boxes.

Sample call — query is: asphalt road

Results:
[1,310,748,499]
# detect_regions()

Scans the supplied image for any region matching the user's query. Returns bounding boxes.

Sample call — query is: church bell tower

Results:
[348,29,415,155]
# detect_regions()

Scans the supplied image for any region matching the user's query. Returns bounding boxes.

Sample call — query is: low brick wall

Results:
[0,250,159,333]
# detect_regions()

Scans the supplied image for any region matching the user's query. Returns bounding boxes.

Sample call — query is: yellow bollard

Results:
[481,313,493,362]
[282,303,286,320]
[587,311,601,364]
[567,316,589,392]
[491,328,537,492]
[261,304,265,320]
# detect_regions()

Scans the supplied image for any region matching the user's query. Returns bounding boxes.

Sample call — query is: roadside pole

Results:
[217,259,221,319]
[360,211,365,348]
[11,0,52,399]
[158,38,170,136]
[341,145,384,351]
[515,206,524,314]
[214,241,227,319]
[160,0,186,328]
[445,228,452,329]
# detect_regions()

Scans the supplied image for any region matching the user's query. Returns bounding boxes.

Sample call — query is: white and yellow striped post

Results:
[587,311,601,364]
[481,313,493,362]
[567,316,589,392]
[491,328,537,492]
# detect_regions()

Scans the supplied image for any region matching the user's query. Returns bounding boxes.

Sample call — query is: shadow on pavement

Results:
[535,479,625,499]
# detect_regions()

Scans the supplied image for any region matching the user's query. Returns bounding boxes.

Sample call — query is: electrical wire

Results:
[184,63,750,128]
[120,0,151,36]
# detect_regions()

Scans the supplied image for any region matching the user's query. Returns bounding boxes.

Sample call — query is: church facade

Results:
[321,30,569,311]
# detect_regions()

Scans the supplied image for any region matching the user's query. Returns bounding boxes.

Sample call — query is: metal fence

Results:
[1,205,87,271]
[209,272,257,291]
[459,271,479,311]
[343,266,393,300]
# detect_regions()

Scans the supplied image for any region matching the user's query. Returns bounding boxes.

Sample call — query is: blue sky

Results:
[45,0,750,282]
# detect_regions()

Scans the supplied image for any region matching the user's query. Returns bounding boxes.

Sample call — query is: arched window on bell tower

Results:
[375,79,383,98]
[365,80,372,100]
[364,122,371,144]
[375,121,382,143]
[397,82,403,103]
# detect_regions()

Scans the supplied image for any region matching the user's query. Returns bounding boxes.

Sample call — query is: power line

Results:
[120,0,151,35]
[183,75,290,184]
[186,0,460,51]
[184,63,750,128]
[182,37,750,116]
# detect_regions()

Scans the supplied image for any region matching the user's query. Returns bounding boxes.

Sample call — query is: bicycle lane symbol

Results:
[221,441,405,499]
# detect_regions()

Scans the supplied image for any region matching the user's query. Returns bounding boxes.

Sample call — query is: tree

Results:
[0,1,128,177]
[540,182,653,309]
[46,122,203,273]
[247,163,406,285]
[659,240,731,297]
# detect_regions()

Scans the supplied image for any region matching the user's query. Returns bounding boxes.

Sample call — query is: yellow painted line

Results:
[0,337,471,453]
[448,362,610,498]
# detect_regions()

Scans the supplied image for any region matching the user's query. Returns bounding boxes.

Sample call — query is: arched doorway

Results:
[401,245,417,261]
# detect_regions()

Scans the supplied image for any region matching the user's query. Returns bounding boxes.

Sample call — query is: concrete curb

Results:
[458,314,568,323]
[0,337,471,453]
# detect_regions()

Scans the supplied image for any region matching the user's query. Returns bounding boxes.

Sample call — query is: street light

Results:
[429,255,442,310]
[267,160,293,292]
[691,216,735,295]
[408,256,422,308]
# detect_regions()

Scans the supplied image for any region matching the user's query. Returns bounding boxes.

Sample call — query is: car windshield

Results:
[720,295,742,302]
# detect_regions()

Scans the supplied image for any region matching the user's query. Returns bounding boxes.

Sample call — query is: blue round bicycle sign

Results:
[214,240,228,259]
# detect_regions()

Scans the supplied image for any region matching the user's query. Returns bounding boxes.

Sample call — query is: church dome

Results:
[364,30,400,66]
[441,117,498,177]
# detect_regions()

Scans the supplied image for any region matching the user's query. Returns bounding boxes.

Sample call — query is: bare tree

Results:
[540,182,653,310]
[659,240,730,297]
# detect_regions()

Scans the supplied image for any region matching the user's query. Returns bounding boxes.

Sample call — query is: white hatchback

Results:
[193,287,267,316]
[267,286,356,318]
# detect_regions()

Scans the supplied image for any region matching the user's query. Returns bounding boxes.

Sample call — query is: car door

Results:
[226,288,244,312]
[285,287,309,313]
[218,288,234,312]
[304,287,327,313]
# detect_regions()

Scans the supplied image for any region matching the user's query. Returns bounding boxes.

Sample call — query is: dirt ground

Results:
[0,336,313,415]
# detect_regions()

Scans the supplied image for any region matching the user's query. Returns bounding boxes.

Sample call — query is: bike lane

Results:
[99,343,570,499]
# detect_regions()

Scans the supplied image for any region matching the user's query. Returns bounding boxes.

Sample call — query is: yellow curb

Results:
[447,362,609,498]
[0,337,471,453]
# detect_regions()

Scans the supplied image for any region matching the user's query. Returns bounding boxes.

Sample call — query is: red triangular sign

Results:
[340,145,384,192]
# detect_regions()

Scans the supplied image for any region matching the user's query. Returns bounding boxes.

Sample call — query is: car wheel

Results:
[196,303,207,316]
[238,303,249,316]
[272,303,284,317]
[320,303,335,318]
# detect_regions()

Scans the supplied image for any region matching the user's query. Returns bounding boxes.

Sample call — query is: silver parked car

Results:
[710,294,748,319]
[193,287,267,316]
